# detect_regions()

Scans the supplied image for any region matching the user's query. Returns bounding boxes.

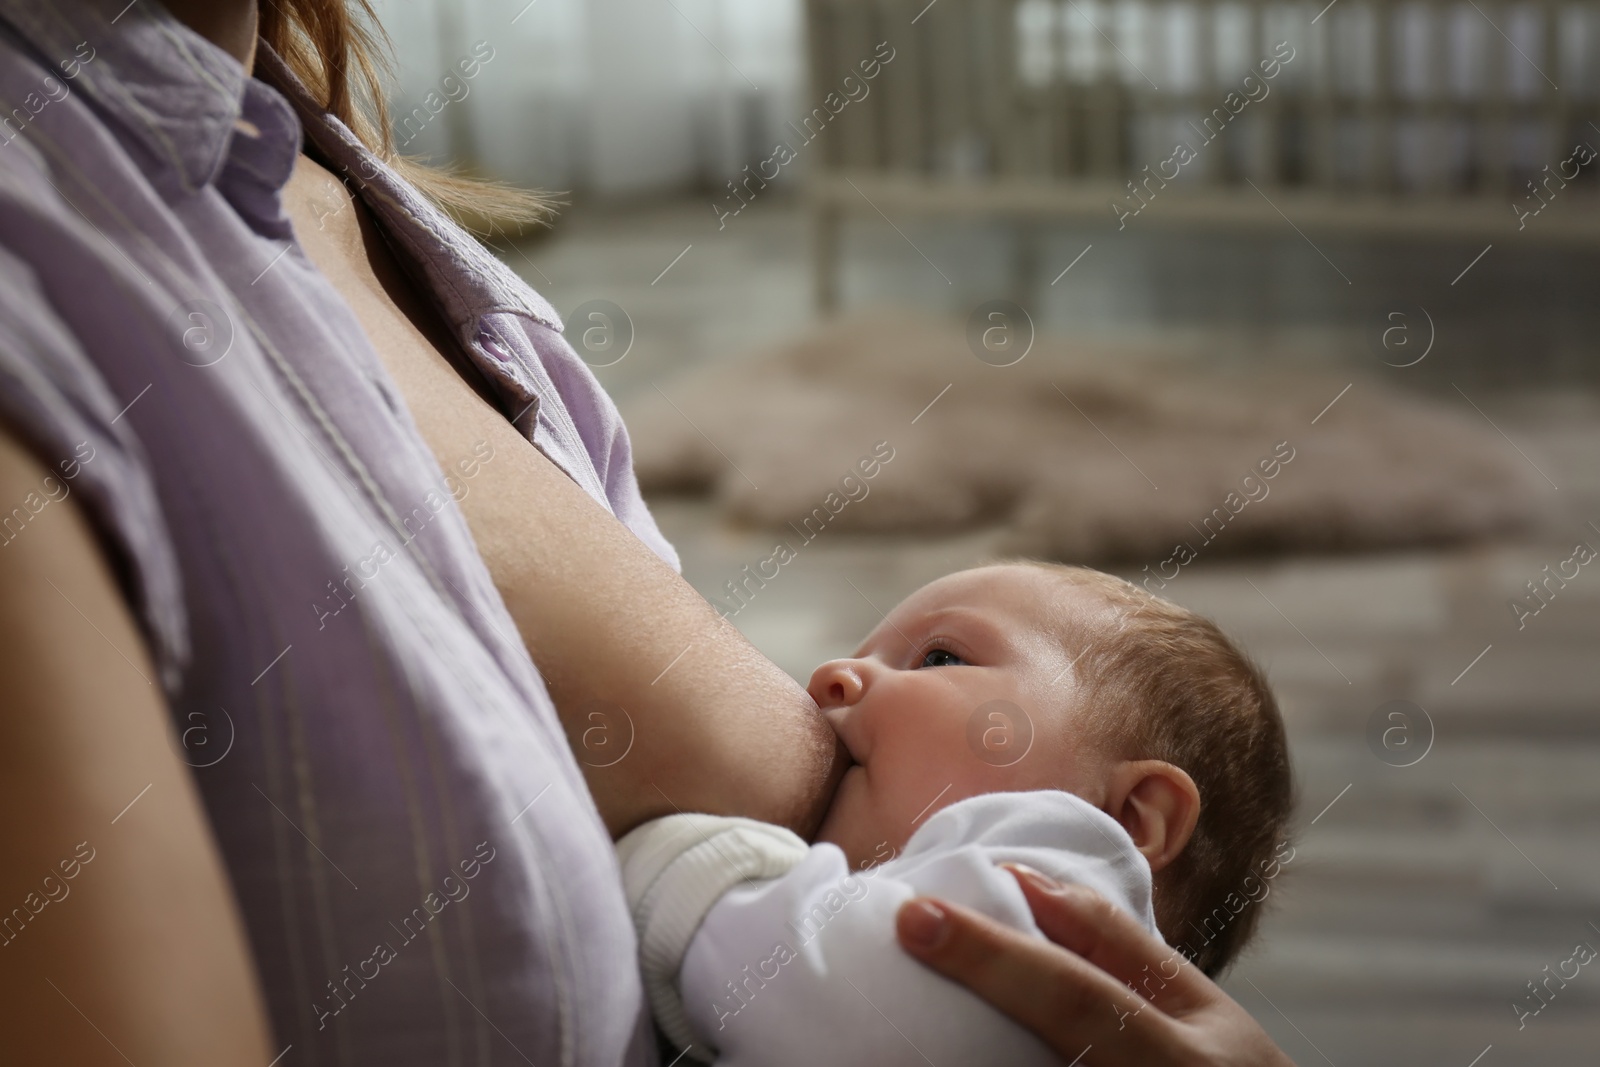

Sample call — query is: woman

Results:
[0,1,1294,1063]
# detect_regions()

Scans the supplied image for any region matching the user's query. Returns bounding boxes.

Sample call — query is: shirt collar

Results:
[0,0,246,196]
[0,0,564,338]
[251,40,565,338]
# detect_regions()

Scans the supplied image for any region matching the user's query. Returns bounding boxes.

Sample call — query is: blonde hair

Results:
[989,558,1295,977]
[260,0,559,233]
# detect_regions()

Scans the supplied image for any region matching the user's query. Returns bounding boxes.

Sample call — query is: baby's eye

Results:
[918,648,965,668]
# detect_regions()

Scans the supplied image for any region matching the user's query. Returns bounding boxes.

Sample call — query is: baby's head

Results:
[809,560,1293,976]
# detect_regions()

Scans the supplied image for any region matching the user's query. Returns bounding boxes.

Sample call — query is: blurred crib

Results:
[802,0,1600,308]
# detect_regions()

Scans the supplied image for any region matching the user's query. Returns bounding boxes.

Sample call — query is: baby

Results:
[616,559,1294,1066]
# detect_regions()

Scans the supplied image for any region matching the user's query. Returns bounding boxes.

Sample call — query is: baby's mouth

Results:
[821,704,866,765]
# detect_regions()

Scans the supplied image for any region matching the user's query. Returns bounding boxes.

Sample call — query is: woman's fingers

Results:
[1002,863,1213,1017]
[898,868,1301,1067]
[894,896,1184,1063]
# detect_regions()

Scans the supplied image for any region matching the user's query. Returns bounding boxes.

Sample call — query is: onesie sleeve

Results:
[615,812,811,1059]
[675,790,1159,1067]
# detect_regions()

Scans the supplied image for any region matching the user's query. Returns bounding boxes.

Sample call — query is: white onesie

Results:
[615,789,1158,1067]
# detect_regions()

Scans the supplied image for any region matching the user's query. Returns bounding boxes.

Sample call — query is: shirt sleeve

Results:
[0,240,188,691]
[517,315,683,575]
[676,790,1158,1067]
[473,308,675,575]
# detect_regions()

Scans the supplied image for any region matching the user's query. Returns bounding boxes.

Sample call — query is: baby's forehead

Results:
[891,564,1119,640]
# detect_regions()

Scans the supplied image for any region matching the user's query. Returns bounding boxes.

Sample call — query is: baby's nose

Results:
[807,659,866,709]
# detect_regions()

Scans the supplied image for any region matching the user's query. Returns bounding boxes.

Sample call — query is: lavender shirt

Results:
[0,3,675,1064]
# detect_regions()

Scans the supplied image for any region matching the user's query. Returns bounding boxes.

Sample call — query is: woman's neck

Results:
[163,0,259,74]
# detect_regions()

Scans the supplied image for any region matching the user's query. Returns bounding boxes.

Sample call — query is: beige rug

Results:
[621,308,1550,564]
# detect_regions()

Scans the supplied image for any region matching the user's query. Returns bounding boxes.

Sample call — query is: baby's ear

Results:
[1103,760,1200,874]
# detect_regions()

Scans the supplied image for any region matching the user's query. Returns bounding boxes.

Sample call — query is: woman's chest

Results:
[278,153,580,585]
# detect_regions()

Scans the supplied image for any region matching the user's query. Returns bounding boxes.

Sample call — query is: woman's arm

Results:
[895,864,1298,1066]
[0,427,275,1065]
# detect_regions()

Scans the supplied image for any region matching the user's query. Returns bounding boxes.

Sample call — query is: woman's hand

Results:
[894,863,1297,1066]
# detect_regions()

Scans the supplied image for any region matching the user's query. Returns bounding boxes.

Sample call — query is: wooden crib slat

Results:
[1481,0,1511,192]
[926,0,971,173]
[805,0,841,313]
[832,0,882,169]
[803,0,840,169]
[1543,0,1569,169]
[1425,0,1451,195]
[966,0,1004,175]
[1085,2,1122,176]
[1195,0,1221,185]
[882,0,930,172]
[1155,0,1188,186]
[1056,0,1082,179]
[1017,2,1057,178]
[1309,2,1338,188]
[1368,0,1395,191]
[1253,0,1283,185]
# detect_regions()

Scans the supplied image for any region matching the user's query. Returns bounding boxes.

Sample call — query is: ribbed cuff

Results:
[616,814,810,1060]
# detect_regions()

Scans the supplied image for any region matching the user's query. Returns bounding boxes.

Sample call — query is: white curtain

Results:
[372,0,805,195]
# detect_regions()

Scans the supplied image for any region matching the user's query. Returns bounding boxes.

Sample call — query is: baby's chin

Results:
[811,764,886,870]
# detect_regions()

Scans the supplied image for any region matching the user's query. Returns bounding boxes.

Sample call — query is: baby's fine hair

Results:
[997,558,1295,977]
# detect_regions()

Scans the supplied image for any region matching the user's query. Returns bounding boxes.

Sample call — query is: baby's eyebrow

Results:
[852,614,920,660]
[857,617,908,659]
[923,606,1003,639]
[856,603,999,660]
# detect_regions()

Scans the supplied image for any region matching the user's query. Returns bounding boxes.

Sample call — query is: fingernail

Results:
[1004,862,1061,893]
[899,899,948,948]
